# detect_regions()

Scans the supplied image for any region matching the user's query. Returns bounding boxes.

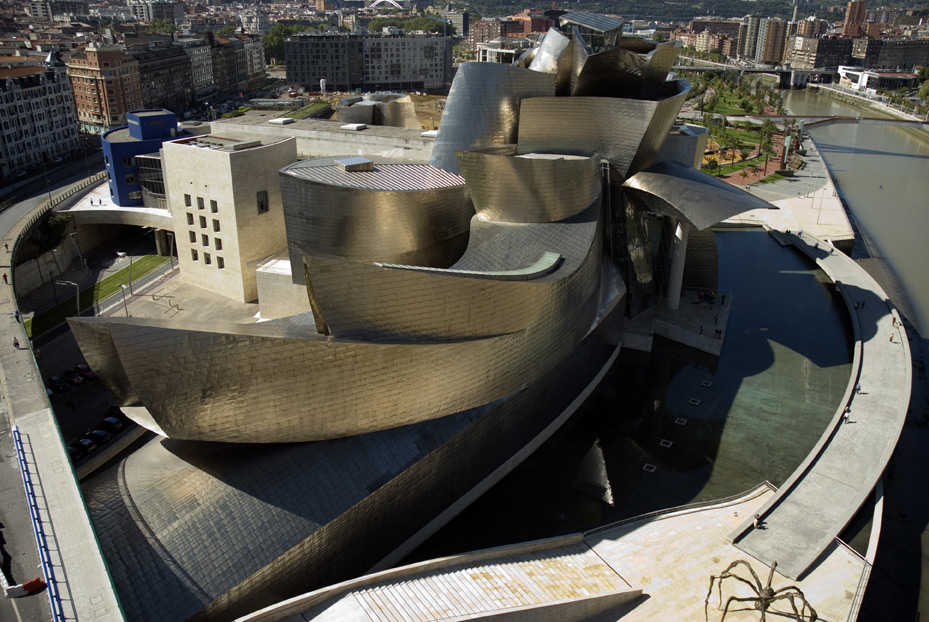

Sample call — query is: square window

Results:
[191,249,198,261]
[199,216,206,228]
[256,190,269,214]
[197,197,204,210]
[212,219,220,232]
[204,252,211,265]
[210,200,217,213]
[184,194,191,206]
[217,256,224,269]
[214,238,222,250]
[201,234,209,246]
[188,231,196,243]
[186,213,194,225]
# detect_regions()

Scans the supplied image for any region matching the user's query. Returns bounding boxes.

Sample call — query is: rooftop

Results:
[282,157,465,191]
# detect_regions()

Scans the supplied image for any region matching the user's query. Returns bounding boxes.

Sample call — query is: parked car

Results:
[66,442,87,461]
[98,416,126,434]
[105,405,126,420]
[74,364,96,381]
[74,437,97,453]
[61,370,83,386]
[84,429,111,445]
[47,376,69,393]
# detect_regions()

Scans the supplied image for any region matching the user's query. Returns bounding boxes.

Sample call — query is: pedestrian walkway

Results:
[730,229,911,579]
[0,175,124,621]
[240,484,867,622]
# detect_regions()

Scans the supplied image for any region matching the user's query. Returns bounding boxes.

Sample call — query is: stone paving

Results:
[731,230,911,580]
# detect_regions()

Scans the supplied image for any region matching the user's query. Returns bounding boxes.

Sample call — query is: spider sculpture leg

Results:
[721,596,765,622]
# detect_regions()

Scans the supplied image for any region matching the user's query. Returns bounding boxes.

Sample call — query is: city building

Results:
[785,34,853,69]
[172,34,214,100]
[28,0,88,22]
[842,0,868,36]
[126,0,183,24]
[0,55,80,180]
[233,33,266,91]
[688,18,741,38]
[444,10,468,37]
[468,18,524,49]
[285,33,450,92]
[796,16,830,38]
[837,64,918,91]
[738,15,764,60]
[128,44,193,113]
[755,17,790,64]
[66,45,143,134]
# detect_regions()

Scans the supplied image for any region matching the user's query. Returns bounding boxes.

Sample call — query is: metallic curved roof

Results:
[621,159,776,231]
[281,158,464,191]
[558,13,623,34]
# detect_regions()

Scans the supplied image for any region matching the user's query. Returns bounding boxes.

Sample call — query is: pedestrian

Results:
[13,310,20,323]
[12,336,19,349]
[753,514,760,529]
[2,273,7,284]
[843,407,850,423]
[699,324,703,335]
[861,299,865,308]
[855,382,861,394]
[889,334,894,342]
[3,243,8,251]
[721,294,726,305]
[892,317,897,327]
[854,301,859,309]
[714,314,718,325]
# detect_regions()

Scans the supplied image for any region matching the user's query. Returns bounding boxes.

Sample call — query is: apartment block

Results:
[66,45,142,134]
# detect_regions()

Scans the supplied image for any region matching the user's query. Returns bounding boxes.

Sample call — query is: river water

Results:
[785,88,929,621]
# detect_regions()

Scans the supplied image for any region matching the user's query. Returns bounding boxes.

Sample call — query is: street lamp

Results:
[57,280,79,317]
[68,232,87,277]
[166,231,175,270]
[117,251,134,294]
[119,284,129,317]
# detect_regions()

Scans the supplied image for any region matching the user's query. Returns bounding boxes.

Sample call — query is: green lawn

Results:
[24,255,169,339]
[755,173,786,185]
[283,100,331,120]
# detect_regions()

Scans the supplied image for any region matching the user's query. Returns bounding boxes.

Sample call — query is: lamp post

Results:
[68,232,87,277]
[119,284,129,317]
[166,232,175,270]
[57,280,79,317]
[117,251,133,294]
[49,270,59,308]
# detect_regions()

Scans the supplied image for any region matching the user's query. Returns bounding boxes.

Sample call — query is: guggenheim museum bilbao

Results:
[67,13,773,621]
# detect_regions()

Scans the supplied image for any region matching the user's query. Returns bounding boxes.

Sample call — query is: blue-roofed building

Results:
[101,109,189,207]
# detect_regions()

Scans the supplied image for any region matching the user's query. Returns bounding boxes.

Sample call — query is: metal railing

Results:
[11,425,67,622]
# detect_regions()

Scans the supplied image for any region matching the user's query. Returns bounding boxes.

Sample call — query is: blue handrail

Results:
[11,425,67,622]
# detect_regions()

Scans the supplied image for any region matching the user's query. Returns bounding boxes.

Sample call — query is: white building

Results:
[162,134,297,302]
[0,55,80,180]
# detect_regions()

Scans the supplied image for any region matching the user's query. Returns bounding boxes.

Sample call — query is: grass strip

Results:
[283,101,331,120]
[24,255,169,339]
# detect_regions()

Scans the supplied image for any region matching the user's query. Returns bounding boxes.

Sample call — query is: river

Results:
[786,88,929,622]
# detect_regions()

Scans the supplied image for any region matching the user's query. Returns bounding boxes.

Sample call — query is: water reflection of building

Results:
[69,12,774,621]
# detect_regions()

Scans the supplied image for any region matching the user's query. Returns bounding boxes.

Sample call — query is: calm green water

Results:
[409,229,852,560]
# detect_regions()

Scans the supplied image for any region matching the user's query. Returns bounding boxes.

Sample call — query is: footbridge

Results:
[729,229,911,579]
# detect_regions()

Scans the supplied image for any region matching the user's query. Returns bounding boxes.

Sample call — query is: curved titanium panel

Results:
[516,84,691,180]
[304,202,602,341]
[66,318,138,405]
[528,27,570,75]
[280,159,473,269]
[429,63,555,175]
[376,97,420,129]
[455,149,601,223]
[572,45,681,99]
[622,159,775,231]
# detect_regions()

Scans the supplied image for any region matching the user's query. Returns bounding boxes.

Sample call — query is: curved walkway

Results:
[0,174,124,621]
[729,229,912,580]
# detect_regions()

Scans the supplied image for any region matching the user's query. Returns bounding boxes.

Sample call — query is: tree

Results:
[214,24,236,36]
[705,157,719,177]
[264,23,303,65]
[920,80,929,102]
[145,20,176,34]
[652,31,665,42]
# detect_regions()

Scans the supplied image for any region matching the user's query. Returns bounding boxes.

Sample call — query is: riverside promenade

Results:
[730,229,911,579]
[0,175,124,621]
